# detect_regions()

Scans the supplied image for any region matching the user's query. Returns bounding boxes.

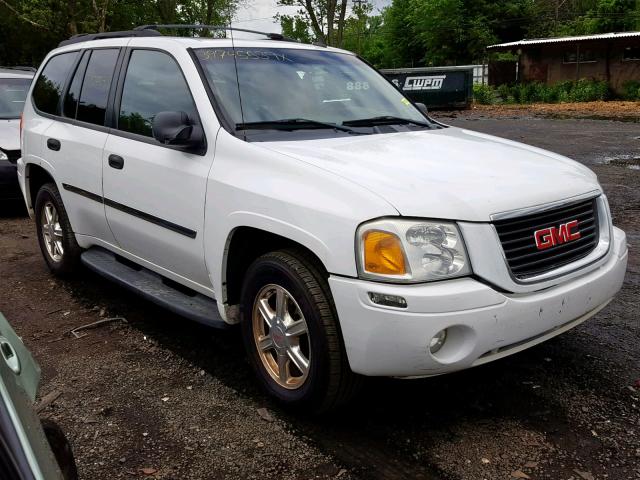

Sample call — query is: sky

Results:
[232,0,391,34]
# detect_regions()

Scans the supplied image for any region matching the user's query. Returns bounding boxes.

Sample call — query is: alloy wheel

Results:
[41,201,64,262]
[252,284,311,389]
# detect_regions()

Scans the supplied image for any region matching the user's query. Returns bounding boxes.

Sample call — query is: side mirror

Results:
[415,102,429,116]
[152,111,203,149]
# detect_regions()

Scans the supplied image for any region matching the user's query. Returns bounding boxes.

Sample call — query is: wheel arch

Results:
[221,224,331,318]
[24,161,57,215]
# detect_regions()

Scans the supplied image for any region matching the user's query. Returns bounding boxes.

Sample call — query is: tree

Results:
[0,0,240,66]
[276,0,349,47]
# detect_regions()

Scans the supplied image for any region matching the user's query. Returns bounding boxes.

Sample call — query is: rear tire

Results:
[240,249,361,413]
[35,183,82,277]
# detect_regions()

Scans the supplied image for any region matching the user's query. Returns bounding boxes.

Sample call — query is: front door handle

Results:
[108,154,124,170]
[0,337,20,374]
[47,138,61,151]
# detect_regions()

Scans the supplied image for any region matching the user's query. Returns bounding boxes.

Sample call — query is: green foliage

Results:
[473,84,495,105]
[343,0,640,68]
[622,80,640,100]
[280,15,313,44]
[0,0,239,66]
[477,80,613,105]
[378,0,536,67]
[276,0,349,47]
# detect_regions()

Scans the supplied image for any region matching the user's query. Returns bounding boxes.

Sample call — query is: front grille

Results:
[494,198,599,279]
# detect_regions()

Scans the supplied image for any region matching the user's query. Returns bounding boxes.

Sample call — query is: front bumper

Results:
[329,226,627,377]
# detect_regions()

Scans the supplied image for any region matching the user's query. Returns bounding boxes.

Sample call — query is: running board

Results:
[80,247,229,329]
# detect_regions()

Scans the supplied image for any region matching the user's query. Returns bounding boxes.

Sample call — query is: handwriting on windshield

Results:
[198,50,291,62]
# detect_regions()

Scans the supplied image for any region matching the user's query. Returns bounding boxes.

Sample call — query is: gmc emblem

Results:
[534,220,581,250]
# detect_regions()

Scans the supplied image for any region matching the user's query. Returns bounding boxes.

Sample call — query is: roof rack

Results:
[134,24,298,42]
[57,24,299,48]
[58,29,162,47]
[0,66,37,72]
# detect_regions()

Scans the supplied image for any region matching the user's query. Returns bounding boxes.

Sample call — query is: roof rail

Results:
[0,66,37,72]
[135,24,298,43]
[58,29,162,47]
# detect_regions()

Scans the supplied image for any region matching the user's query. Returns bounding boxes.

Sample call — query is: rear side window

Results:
[118,50,197,138]
[32,51,78,115]
[76,49,119,126]
[63,51,89,119]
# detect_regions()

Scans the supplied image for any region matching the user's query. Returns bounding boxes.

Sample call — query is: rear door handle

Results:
[108,154,124,170]
[47,138,61,151]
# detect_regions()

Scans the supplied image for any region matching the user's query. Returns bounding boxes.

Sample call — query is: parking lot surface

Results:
[0,112,638,479]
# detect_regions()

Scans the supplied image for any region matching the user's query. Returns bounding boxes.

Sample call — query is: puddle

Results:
[597,154,640,170]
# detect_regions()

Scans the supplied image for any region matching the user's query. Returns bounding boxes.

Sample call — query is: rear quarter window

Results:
[32,51,78,116]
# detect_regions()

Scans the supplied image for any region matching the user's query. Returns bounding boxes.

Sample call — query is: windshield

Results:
[0,77,31,119]
[194,47,434,138]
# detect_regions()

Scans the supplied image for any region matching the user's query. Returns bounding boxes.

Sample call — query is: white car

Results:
[18,26,628,412]
[0,67,34,202]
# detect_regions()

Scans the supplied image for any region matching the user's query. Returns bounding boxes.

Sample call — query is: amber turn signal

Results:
[363,230,407,275]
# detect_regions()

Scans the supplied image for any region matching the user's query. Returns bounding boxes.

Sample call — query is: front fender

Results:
[203,130,398,321]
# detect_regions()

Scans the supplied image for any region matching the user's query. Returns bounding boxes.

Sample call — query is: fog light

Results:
[368,292,407,308]
[429,329,447,354]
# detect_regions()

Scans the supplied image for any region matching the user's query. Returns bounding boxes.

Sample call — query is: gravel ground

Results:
[0,109,638,480]
[470,101,640,122]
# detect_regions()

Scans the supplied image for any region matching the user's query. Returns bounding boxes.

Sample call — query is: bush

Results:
[568,79,609,102]
[492,79,612,104]
[622,80,640,100]
[473,84,495,105]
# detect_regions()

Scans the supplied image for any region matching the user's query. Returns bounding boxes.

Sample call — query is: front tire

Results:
[240,249,360,413]
[35,183,81,276]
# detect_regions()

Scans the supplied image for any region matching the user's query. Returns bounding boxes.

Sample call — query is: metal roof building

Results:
[486,32,640,93]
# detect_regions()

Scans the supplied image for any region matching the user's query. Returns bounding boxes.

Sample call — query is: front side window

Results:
[118,50,197,138]
[76,49,119,126]
[32,51,79,115]
[194,47,433,139]
[0,77,32,119]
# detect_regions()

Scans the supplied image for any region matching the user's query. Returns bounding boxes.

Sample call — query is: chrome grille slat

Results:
[503,225,597,254]
[507,232,597,263]
[494,198,599,279]
[497,210,594,239]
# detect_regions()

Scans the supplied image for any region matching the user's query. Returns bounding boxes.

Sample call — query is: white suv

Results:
[18,26,628,412]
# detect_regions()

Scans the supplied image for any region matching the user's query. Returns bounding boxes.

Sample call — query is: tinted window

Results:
[118,50,197,138]
[63,51,89,119]
[76,49,119,126]
[0,78,32,119]
[32,52,78,115]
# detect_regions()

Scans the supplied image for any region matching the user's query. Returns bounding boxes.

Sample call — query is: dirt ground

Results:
[470,101,639,122]
[0,109,639,480]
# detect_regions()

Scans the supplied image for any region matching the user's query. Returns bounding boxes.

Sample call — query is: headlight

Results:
[357,218,471,283]
[0,150,7,161]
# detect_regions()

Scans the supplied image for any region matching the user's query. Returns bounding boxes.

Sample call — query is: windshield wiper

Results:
[342,115,433,128]
[236,118,362,134]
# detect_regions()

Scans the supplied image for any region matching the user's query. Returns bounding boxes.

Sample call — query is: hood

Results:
[0,119,20,152]
[258,127,600,221]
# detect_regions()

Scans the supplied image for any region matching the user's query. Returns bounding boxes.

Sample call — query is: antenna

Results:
[226,16,246,140]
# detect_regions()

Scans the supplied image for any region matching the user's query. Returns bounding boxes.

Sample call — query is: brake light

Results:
[19,113,24,145]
